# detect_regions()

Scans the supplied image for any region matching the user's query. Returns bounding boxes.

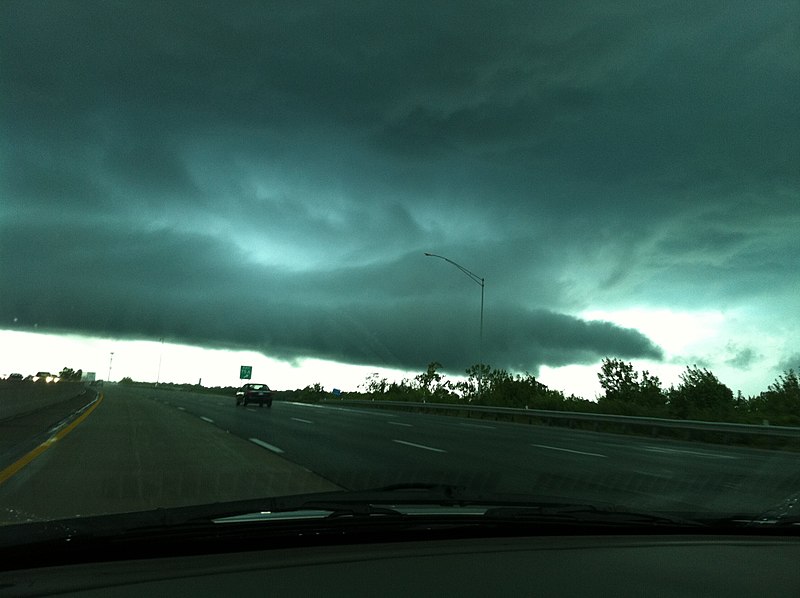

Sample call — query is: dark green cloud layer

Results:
[2,1,797,375]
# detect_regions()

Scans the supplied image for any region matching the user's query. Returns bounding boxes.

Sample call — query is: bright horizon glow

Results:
[580,307,728,356]
[575,307,783,398]
[0,330,418,393]
[1,311,784,399]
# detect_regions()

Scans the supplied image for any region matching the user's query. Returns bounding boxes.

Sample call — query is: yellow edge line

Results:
[0,393,104,486]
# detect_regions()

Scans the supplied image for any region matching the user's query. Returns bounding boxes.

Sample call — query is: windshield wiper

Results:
[0,484,468,548]
[481,505,705,528]
[0,485,724,571]
[0,482,702,545]
[733,491,800,529]
[206,484,705,529]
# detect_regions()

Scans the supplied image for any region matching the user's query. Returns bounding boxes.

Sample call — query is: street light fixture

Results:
[424,252,485,379]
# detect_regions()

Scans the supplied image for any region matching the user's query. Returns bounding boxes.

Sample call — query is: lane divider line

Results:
[200,416,214,424]
[388,421,412,427]
[531,443,607,458]
[249,438,285,454]
[643,446,737,460]
[392,439,446,453]
[291,417,314,424]
[286,402,396,417]
[0,393,105,486]
[459,422,496,430]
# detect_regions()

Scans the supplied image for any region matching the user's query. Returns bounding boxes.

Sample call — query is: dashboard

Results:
[3,535,798,597]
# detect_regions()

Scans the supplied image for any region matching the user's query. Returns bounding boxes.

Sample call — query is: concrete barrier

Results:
[0,381,89,422]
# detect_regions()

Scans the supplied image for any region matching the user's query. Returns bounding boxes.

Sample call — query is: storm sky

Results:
[1,1,798,394]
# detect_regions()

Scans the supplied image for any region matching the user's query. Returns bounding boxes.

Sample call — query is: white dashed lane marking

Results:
[459,422,496,430]
[531,444,607,458]
[392,440,446,453]
[643,446,737,460]
[249,438,285,454]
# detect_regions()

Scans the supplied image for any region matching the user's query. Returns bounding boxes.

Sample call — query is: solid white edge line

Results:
[531,444,607,458]
[392,439,446,453]
[249,438,285,454]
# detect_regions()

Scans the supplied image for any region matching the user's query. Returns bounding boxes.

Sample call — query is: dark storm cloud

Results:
[777,354,800,374]
[2,1,798,376]
[725,345,760,370]
[0,222,660,374]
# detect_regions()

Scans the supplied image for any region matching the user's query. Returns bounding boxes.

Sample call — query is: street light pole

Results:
[156,338,164,387]
[107,352,114,382]
[424,253,485,385]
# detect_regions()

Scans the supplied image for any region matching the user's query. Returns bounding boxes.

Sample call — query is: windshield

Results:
[1,1,798,534]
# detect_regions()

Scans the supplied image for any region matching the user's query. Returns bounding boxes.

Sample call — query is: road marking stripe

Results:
[0,393,104,486]
[643,446,737,459]
[388,421,412,427]
[200,416,214,424]
[531,444,607,458]
[177,406,186,411]
[291,417,314,424]
[459,422,496,430]
[286,402,395,417]
[249,438,284,454]
[634,469,675,479]
[392,440,446,453]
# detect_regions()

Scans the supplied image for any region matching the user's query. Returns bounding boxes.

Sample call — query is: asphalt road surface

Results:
[148,388,800,514]
[1,385,799,523]
[0,386,338,523]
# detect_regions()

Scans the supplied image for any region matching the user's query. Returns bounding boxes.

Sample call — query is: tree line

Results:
[107,357,800,427]
[342,359,800,426]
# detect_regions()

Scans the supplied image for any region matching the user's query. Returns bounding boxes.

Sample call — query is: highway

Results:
[150,388,800,514]
[1,384,799,523]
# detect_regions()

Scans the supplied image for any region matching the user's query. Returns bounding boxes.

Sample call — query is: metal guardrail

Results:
[321,399,800,438]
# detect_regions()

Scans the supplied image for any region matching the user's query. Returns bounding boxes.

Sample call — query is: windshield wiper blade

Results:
[0,483,712,550]
[210,485,706,529]
[202,484,711,528]
[209,483,468,522]
[0,484,469,548]
[737,491,800,528]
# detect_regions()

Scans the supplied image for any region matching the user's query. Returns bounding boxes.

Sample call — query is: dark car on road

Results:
[235,383,273,408]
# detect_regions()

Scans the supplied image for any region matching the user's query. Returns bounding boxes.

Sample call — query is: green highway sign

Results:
[240,365,252,380]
